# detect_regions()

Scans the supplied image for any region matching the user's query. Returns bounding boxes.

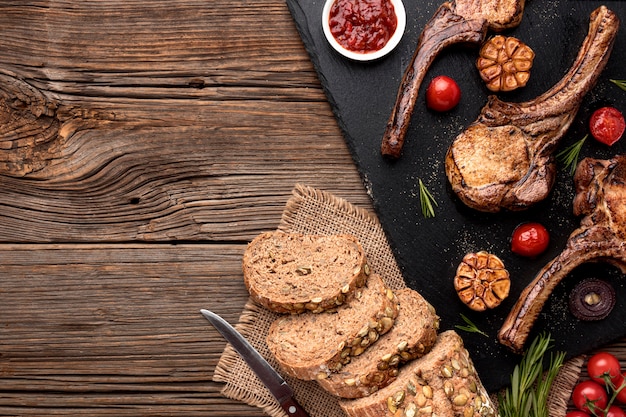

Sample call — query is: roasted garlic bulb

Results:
[477,35,535,92]
[454,251,510,311]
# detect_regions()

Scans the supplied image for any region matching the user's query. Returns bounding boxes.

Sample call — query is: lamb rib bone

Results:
[380,0,526,158]
[445,6,619,213]
[499,155,626,353]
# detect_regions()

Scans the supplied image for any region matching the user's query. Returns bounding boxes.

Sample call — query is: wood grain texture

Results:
[0,1,371,415]
[0,0,373,243]
[0,244,266,416]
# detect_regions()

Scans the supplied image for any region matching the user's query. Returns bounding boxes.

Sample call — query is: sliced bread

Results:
[243,231,370,314]
[266,273,399,380]
[339,330,497,417]
[317,288,440,398]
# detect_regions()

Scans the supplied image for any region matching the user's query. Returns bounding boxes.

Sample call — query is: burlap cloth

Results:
[213,184,583,417]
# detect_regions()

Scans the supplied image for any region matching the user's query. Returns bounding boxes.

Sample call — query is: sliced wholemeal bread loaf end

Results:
[339,330,497,417]
[243,231,369,314]
[317,288,439,398]
[266,273,399,380]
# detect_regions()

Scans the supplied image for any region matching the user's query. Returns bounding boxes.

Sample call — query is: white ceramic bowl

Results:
[322,0,406,62]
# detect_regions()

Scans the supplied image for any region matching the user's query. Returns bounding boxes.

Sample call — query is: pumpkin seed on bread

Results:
[339,331,497,417]
[243,231,370,314]
[266,273,399,380]
[317,289,439,398]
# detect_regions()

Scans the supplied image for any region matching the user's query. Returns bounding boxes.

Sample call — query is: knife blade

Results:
[200,309,310,417]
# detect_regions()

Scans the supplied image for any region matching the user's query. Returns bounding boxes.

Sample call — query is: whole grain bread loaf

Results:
[317,289,440,398]
[266,273,399,380]
[339,330,497,417]
[243,231,370,314]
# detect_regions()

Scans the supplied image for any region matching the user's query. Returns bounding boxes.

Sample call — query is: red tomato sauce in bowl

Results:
[328,0,398,53]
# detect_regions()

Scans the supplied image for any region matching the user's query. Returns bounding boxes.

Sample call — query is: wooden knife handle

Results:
[281,397,310,417]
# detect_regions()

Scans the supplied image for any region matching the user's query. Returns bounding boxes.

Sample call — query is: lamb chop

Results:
[445,6,619,212]
[380,0,526,158]
[499,155,626,353]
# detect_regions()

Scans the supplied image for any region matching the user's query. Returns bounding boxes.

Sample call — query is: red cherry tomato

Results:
[426,75,461,112]
[605,405,626,417]
[566,411,591,417]
[511,222,550,257]
[588,352,622,386]
[589,106,625,146]
[615,373,626,404]
[573,380,609,414]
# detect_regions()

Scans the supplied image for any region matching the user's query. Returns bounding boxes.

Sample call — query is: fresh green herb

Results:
[556,135,587,175]
[418,179,438,218]
[498,332,566,417]
[610,79,626,92]
[455,313,488,338]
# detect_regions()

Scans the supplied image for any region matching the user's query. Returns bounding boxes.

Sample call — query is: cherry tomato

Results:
[589,107,625,146]
[511,222,550,257]
[566,411,591,417]
[573,380,609,414]
[426,75,461,112]
[615,373,626,404]
[588,352,622,386]
[605,405,626,417]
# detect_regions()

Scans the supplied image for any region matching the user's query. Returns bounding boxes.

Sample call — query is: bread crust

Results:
[243,231,369,314]
[339,331,497,417]
[244,232,495,416]
[266,273,399,380]
[317,289,439,398]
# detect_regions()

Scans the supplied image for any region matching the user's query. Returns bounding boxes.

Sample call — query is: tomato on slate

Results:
[588,352,623,386]
[565,411,591,417]
[511,222,550,257]
[425,75,461,112]
[605,405,626,417]
[573,380,609,414]
[589,106,625,146]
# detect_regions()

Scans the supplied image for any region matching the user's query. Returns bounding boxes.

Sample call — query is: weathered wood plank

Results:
[0,0,373,243]
[0,1,373,411]
[0,1,363,415]
[0,243,265,416]
[0,106,371,242]
[0,0,321,99]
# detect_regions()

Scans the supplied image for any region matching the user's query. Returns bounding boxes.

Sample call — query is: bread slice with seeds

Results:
[317,289,439,398]
[243,231,370,314]
[339,330,497,417]
[266,273,399,380]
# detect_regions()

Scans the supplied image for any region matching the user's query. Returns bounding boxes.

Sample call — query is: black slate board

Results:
[286,0,626,391]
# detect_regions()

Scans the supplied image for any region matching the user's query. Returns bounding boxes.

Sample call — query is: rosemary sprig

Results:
[455,313,488,338]
[556,135,587,175]
[532,350,567,417]
[418,179,438,218]
[498,332,566,417]
[610,79,626,92]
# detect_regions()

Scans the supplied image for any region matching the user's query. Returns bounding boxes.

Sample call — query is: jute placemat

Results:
[213,184,582,417]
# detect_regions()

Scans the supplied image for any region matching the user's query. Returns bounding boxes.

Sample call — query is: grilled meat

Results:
[381,0,526,158]
[445,6,619,212]
[499,155,626,353]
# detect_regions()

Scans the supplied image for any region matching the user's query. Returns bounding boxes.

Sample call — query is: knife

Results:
[200,309,311,417]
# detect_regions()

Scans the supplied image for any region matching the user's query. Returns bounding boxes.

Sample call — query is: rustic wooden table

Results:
[0,1,623,416]
[0,1,372,416]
